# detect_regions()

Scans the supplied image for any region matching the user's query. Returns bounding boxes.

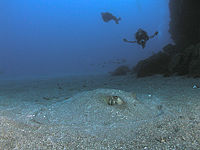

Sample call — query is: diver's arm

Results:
[149,31,158,39]
[123,38,137,43]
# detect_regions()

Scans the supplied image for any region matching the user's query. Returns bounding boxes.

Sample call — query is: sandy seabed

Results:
[0,74,200,150]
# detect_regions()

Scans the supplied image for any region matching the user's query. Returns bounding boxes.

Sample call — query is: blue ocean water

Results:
[0,0,171,78]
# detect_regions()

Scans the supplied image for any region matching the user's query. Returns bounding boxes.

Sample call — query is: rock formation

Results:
[134,0,200,78]
[111,65,131,76]
[169,0,200,49]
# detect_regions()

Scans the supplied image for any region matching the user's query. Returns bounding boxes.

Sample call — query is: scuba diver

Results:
[123,28,158,48]
[101,12,121,24]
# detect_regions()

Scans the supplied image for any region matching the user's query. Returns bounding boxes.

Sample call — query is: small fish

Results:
[101,12,121,24]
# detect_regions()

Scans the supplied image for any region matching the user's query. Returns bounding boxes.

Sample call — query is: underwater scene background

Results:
[0,0,171,78]
[1,0,200,149]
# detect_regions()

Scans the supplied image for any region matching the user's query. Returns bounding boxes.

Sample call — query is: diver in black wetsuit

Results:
[123,28,158,48]
[101,12,121,24]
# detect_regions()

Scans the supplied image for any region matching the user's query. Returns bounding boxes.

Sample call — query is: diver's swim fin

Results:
[115,17,121,24]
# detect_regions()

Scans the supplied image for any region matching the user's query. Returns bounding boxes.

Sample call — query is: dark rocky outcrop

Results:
[111,65,131,76]
[169,0,200,49]
[133,43,200,78]
[133,0,200,78]
[133,50,171,77]
[133,44,173,77]
[168,43,200,77]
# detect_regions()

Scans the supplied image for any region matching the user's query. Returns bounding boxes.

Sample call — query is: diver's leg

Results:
[149,31,158,39]
[113,16,121,24]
